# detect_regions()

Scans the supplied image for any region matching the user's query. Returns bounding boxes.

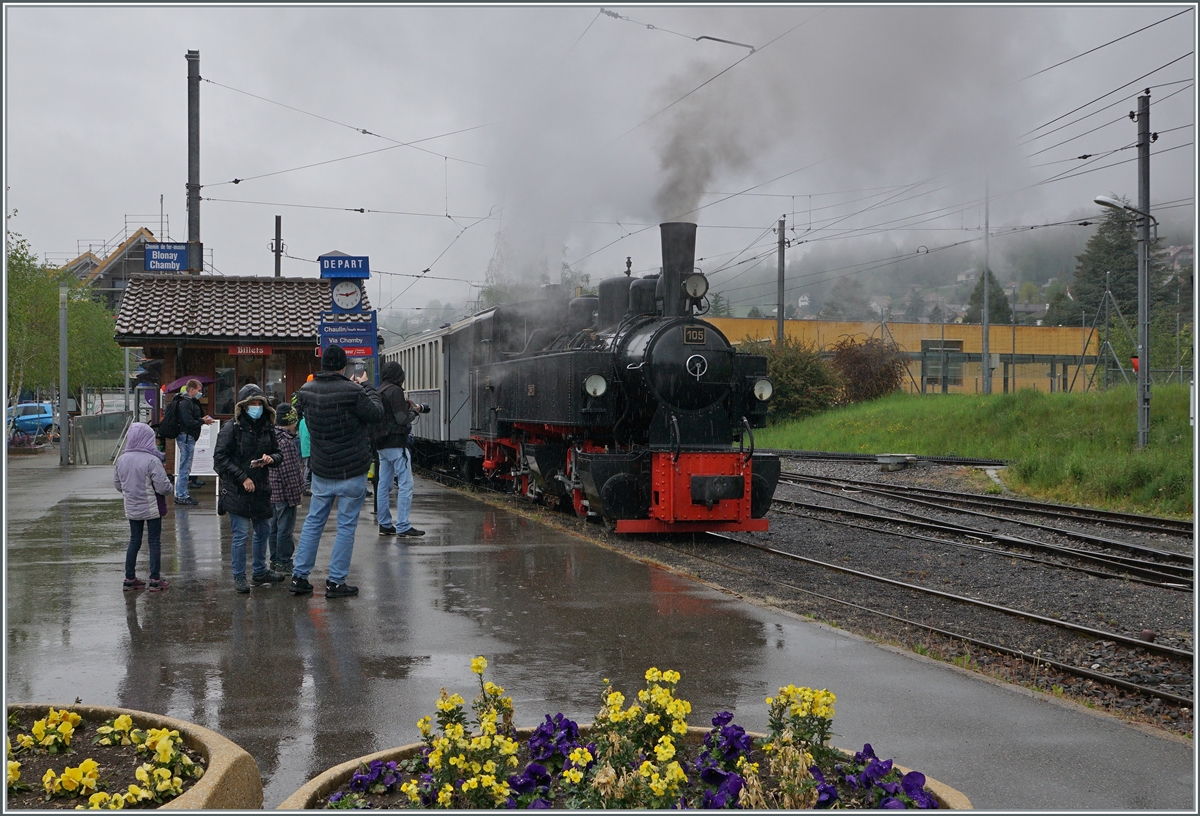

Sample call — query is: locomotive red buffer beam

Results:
[577,450,781,534]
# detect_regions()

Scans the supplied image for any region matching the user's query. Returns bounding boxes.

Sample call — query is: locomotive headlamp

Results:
[753,378,773,401]
[682,273,709,300]
[584,374,608,398]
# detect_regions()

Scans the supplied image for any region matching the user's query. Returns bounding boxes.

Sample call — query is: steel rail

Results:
[780,470,1193,536]
[781,473,1193,563]
[770,503,1186,589]
[694,534,1192,707]
[710,532,1193,659]
[775,492,1192,589]
[762,448,1009,467]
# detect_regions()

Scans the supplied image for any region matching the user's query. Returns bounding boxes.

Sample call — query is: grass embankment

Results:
[755,385,1195,519]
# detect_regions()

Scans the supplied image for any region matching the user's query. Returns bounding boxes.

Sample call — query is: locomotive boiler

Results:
[468,222,780,533]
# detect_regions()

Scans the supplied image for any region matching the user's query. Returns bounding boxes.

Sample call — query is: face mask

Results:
[247,405,264,420]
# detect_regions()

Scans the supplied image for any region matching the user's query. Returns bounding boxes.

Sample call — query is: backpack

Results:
[372,383,414,447]
[157,394,185,440]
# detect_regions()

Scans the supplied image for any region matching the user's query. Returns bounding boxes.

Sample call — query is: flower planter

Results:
[7,703,263,810]
[277,726,972,810]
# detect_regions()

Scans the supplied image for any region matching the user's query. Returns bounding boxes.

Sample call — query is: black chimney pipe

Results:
[659,222,696,318]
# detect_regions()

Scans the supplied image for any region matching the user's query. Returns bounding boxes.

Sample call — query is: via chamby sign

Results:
[144,243,189,271]
[318,316,377,358]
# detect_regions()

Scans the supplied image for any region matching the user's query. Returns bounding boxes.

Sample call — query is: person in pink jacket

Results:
[114,422,173,591]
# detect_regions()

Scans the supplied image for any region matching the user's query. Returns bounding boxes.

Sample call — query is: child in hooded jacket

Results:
[268,403,305,574]
[114,422,174,591]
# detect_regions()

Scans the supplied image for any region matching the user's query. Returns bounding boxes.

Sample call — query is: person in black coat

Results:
[215,383,283,593]
[289,344,385,599]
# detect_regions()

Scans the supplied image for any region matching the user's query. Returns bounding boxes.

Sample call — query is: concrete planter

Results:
[279,726,971,810]
[7,703,262,810]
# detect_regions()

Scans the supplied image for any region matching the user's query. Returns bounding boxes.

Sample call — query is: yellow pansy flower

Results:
[644,667,661,682]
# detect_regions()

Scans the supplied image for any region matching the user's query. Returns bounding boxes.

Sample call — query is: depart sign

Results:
[318,255,370,278]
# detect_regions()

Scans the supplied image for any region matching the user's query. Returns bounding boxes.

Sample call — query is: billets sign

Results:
[144,243,188,271]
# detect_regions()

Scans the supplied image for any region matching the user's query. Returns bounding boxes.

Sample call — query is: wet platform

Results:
[4,453,1194,810]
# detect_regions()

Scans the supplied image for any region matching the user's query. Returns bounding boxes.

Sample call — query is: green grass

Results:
[755,384,1194,518]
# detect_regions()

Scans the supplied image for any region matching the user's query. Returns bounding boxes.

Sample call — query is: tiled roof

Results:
[114,274,373,343]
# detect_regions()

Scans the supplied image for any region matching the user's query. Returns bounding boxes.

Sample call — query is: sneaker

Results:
[123,578,146,591]
[289,576,314,596]
[174,496,198,506]
[234,575,250,594]
[379,525,397,536]
[252,570,285,586]
[189,478,206,487]
[397,527,426,537]
[325,581,359,598]
[148,578,169,592]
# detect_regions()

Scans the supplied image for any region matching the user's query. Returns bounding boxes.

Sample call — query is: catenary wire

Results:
[1018,8,1193,81]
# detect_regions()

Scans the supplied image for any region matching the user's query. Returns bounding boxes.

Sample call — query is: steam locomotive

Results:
[383,222,780,533]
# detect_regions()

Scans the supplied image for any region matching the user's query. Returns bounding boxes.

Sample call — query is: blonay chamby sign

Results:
[144,243,188,271]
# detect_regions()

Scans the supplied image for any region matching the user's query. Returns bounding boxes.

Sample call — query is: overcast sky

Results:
[4,4,1196,324]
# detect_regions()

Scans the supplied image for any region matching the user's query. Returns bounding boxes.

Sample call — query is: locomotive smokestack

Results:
[659,222,696,318]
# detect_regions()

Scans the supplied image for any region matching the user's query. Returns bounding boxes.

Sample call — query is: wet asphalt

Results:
[3,451,1194,811]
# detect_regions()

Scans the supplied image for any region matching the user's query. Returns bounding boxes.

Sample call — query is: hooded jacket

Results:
[214,383,281,519]
[114,422,173,521]
[295,369,385,480]
[375,361,411,450]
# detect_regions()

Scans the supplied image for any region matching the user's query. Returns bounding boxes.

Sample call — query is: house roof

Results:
[114,274,373,345]
[65,228,158,285]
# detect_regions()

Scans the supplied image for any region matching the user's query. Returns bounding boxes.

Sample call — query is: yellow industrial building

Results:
[706,318,1106,395]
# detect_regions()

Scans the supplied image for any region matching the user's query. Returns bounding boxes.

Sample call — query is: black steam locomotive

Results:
[390,222,780,533]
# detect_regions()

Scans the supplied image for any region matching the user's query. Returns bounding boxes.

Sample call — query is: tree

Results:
[1042,290,1080,327]
[708,291,732,317]
[901,288,925,322]
[6,213,58,405]
[818,278,875,320]
[742,336,840,421]
[962,269,1014,324]
[1068,200,1167,320]
[926,301,944,324]
[747,306,764,319]
[1018,281,1040,304]
[5,210,125,408]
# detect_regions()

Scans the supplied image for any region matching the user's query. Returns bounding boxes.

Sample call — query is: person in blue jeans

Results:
[375,361,425,537]
[114,422,174,591]
[173,379,213,506]
[214,384,283,594]
[290,345,385,599]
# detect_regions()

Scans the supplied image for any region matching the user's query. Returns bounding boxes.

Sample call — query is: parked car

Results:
[6,402,56,435]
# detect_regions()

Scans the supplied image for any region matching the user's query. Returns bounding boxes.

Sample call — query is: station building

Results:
[113,273,375,465]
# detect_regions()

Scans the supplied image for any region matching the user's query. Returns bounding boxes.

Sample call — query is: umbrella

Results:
[163,374,215,393]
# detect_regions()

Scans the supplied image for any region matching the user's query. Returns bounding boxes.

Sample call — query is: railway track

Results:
[414,460,1194,730]
[775,473,1193,590]
[693,531,1192,707]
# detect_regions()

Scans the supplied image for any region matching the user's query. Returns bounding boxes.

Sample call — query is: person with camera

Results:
[214,383,283,594]
[289,345,385,599]
[375,361,427,537]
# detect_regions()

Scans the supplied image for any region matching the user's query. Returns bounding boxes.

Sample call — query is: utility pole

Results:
[940,298,947,394]
[272,215,283,277]
[186,50,202,275]
[776,217,785,345]
[1136,91,1151,448]
[59,284,69,466]
[982,180,991,394]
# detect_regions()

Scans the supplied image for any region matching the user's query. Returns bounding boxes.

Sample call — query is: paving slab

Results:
[3,453,1194,810]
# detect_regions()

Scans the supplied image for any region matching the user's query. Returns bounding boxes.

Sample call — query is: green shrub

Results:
[743,336,841,422]
[828,336,909,404]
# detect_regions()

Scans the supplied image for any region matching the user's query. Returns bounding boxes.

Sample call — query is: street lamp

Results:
[1094,194,1157,448]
